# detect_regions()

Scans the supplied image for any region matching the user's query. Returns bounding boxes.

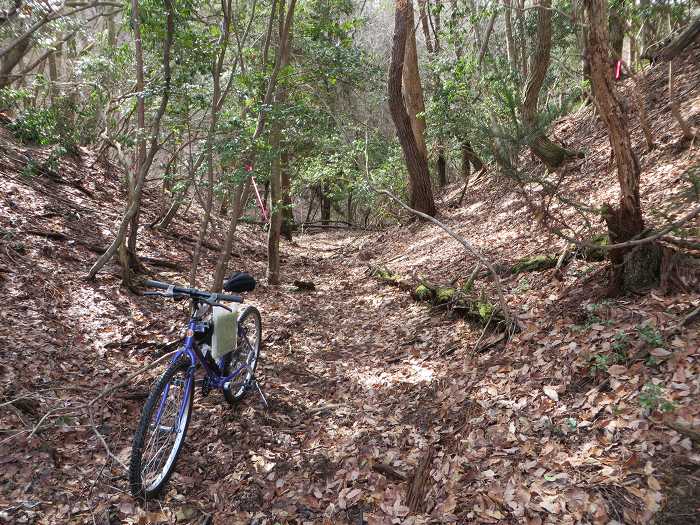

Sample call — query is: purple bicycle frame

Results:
[154,316,250,429]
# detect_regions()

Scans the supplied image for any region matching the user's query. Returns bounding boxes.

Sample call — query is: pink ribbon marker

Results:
[250,171,269,222]
[615,60,622,80]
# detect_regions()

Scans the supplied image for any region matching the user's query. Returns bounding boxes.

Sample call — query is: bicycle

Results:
[129,276,266,499]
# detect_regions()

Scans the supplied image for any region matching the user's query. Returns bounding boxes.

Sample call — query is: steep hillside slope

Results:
[0,37,699,525]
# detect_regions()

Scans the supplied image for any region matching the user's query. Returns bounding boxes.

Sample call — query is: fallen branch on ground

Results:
[368,266,509,331]
[360,132,515,331]
[24,229,184,270]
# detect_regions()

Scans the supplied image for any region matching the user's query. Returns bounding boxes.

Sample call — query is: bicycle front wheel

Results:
[129,358,194,499]
[223,306,262,405]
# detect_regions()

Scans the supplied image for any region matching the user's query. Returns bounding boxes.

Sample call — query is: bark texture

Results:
[267,3,293,285]
[402,1,429,161]
[584,0,657,294]
[522,0,577,170]
[389,0,436,217]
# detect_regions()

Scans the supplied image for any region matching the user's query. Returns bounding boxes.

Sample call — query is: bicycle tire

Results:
[223,306,262,405]
[129,357,194,499]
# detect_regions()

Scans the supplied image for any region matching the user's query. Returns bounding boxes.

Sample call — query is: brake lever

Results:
[204,297,232,312]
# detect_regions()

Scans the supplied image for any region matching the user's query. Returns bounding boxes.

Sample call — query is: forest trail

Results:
[177,230,460,523]
[1,38,699,520]
[1,137,699,523]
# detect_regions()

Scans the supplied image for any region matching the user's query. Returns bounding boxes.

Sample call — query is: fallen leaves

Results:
[542,386,559,402]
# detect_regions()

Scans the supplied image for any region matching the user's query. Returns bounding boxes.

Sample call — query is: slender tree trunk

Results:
[402,1,429,161]
[219,191,230,216]
[154,182,191,230]
[517,0,528,79]
[212,0,297,291]
[0,36,29,89]
[522,0,577,170]
[638,0,655,57]
[126,0,148,271]
[417,0,434,54]
[609,1,626,64]
[304,190,315,223]
[212,180,252,291]
[389,0,436,216]
[503,0,518,73]
[437,154,447,186]
[584,0,658,294]
[88,0,174,283]
[47,42,60,104]
[190,0,233,287]
[346,190,353,224]
[280,151,294,240]
[418,0,448,188]
[461,143,471,183]
[267,123,283,284]
[267,1,292,285]
[669,60,697,140]
[320,184,331,224]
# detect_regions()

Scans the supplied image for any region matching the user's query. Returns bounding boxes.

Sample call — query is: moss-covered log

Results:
[511,254,558,274]
[576,234,609,262]
[369,266,506,328]
[411,281,504,325]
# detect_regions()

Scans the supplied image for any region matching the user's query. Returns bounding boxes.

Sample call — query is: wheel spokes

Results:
[140,373,188,488]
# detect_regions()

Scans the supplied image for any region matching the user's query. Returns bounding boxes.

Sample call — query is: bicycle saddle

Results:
[223,271,256,293]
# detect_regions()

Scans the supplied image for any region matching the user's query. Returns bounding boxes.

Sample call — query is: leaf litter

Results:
[0,67,699,524]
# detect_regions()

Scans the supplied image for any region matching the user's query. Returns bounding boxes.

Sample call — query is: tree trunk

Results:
[87,0,173,283]
[461,140,482,183]
[437,151,447,186]
[584,0,658,294]
[190,0,233,287]
[47,42,60,104]
[346,190,353,224]
[320,184,331,224]
[402,1,429,162]
[0,35,29,89]
[212,180,252,291]
[154,182,191,231]
[503,0,518,73]
[669,60,697,140]
[638,0,655,57]
[389,0,436,217]
[267,2,293,286]
[460,143,471,182]
[280,151,294,240]
[126,0,149,273]
[609,3,625,63]
[418,0,448,188]
[522,0,577,170]
[517,0,528,79]
[267,123,283,284]
[417,0,434,54]
[213,0,297,291]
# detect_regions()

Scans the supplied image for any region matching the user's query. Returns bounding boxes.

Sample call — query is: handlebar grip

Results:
[143,279,170,290]
[218,293,242,303]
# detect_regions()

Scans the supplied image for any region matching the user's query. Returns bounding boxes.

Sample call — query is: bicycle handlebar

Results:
[143,279,242,303]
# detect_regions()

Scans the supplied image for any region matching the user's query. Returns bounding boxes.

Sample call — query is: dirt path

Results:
[3,221,698,525]
[171,231,456,523]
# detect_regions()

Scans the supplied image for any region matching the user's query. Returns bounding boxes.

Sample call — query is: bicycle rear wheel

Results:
[129,358,193,499]
[223,306,262,404]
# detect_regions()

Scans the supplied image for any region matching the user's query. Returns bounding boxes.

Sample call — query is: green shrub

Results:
[9,107,60,145]
[638,383,675,413]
